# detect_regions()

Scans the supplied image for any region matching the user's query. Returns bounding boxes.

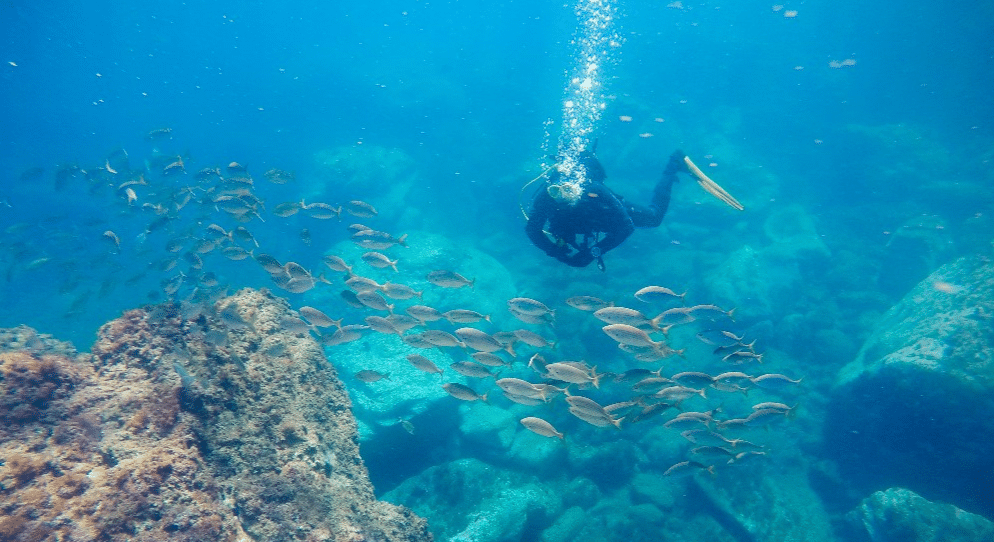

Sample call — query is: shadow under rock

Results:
[362,399,463,496]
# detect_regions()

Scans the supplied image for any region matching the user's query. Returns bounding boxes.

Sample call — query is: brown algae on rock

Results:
[0,288,431,542]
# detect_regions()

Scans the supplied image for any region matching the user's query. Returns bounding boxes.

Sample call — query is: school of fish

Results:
[2,130,802,480]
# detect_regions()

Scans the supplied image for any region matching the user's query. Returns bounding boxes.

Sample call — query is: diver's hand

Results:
[664,149,690,176]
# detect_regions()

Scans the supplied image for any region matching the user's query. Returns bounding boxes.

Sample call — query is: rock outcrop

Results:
[843,487,994,542]
[823,253,994,516]
[0,288,431,542]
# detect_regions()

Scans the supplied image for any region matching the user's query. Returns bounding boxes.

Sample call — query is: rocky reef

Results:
[0,289,431,542]
[823,252,994,517]
[843,487,994,542]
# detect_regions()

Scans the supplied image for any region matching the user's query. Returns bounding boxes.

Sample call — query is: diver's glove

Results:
[664,149,690,176]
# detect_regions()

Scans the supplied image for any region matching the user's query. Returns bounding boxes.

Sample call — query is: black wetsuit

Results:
[525,152,681,268]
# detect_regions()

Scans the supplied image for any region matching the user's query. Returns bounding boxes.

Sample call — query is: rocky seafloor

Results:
[0,288,431,542]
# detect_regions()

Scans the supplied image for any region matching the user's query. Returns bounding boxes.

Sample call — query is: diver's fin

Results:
[683,156,744,211]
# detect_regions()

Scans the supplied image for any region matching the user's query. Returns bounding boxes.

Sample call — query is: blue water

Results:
[2,1,992,540]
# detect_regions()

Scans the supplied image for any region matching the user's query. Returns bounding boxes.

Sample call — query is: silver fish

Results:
[449,361,494,379]
[361,251,398,272]
[382,282,423,300]
[601,324,662,348]
[565,295,613,312]
[455,327,513,356]
[426,270,474,289]
[593,306,653,328]
[507,297,553,316]
[520,417,564,440]
[299,306,338,328]
[441,382,488,403]
[347,200,378,217]
[405,304,444,322]
[443,309,491,324]
[406,354,444,376]
[633,285,686,304]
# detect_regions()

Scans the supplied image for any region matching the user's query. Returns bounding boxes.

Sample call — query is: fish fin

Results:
[650,314,664,330]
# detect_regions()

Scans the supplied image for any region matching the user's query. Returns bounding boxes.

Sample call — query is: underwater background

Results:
[2,1,993,541]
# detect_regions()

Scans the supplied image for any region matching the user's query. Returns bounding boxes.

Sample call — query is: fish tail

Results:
[505,343,517,358]
[650,314,664,330]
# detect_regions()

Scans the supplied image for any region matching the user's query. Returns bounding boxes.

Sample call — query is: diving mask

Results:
[547,179,584,204]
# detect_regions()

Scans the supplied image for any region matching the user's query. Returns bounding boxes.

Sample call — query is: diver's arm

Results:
[592,191,635,255]
[525,195,567,258]
[593,221,634,254]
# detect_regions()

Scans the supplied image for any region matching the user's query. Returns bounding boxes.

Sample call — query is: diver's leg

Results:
[628,172,677,228]
[630,150,689,227]
[626,181,670,227]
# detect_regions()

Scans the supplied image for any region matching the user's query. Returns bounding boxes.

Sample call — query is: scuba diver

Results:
[524,145,742,270]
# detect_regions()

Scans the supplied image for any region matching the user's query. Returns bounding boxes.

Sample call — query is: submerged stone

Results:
[824,253,994,516]
[843,487,994,542]
[0,289,430,542]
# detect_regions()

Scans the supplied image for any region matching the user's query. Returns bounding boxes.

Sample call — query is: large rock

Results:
[824,253,994,516]
[843,487,994,542]
[0,289,431,542]
[689,462,834,542]
[382,458,562,542]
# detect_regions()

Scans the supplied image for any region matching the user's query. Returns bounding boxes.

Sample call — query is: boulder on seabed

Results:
[842,487,994,542]
[690,461,835,542]
[382,458,563,542]
[312,144,418,204]
[823,252,994,517]
[703,204,830,323]
[312,229,520,437]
